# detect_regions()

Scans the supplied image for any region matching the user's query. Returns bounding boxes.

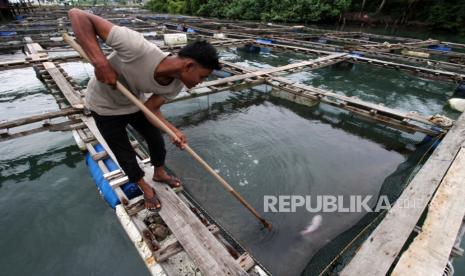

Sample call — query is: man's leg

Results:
[130,111,181,187]
[91,111,161,210]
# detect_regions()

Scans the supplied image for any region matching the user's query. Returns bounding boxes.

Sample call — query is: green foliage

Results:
[145,0,465,33]
[428,0,465,33]
[196,0,229,17]
[223,0,264,20]
[259,0,351,23]
[145,0,168,13]
[164,0,352,22]
[167,0,185,14]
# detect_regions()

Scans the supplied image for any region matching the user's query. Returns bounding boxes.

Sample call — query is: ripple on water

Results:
[164,90,407,275]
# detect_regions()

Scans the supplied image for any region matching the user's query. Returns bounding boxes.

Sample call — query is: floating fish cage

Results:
[2,5,465,276]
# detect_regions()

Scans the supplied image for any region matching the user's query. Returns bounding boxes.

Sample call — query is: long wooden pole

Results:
[63,33,272,229]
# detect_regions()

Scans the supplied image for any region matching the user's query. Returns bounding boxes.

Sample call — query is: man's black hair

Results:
[178,40,221,70]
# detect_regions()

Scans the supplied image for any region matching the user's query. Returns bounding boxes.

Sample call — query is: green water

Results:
[0,45,462,276]
[0,64,150,275]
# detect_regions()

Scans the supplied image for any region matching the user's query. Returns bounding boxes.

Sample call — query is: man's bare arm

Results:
[145,95,187,149]
[68,8,117,86]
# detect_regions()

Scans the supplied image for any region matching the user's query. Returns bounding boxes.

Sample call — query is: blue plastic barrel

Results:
[255,38,272,44]
[350,51,364,57]
[428,45,451,52]
[0,31,17,37]
[213,70,232,78]
[93,144,142,199]
[85,152,120,208]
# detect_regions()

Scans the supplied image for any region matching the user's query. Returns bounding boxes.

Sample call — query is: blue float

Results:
[85,151,120,208]
[419,134,441,150]
[212,70,232,78]
[428,45,451,52]
[0,31,17,37]
[93,144,142,200]
[85,144,142,208]
[350,51,364,57]
[255,38,272,44]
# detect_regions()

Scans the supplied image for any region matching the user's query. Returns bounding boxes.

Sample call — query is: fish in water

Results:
[300,215,322,235]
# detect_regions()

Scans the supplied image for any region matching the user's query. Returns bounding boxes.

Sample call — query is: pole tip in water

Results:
[262,220,272,230]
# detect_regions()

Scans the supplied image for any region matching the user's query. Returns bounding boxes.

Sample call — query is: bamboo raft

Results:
[2,5,465,276]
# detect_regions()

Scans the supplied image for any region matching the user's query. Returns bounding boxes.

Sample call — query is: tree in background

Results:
[146,0,168,13]
[145,0,465,34]
[428,0,465,34]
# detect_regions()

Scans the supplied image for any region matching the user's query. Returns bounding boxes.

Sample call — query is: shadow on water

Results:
[168,88,269,128]
[268,97,422,155]
[0,144,82,186]
[0,88,50,103]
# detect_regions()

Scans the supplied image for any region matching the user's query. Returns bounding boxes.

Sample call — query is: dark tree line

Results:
[145,0,465,33]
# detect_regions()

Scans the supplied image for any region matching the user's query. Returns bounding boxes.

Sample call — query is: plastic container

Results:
[163,33,187,46]
[93,144,142,200]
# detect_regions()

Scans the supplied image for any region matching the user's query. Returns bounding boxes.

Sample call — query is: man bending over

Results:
[68,8,220,211]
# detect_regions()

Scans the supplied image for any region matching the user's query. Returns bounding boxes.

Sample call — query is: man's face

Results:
[180,60,213,89]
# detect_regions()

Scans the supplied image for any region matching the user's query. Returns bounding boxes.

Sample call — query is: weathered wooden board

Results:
[194,53,347,89]
[0,108,81,129]
[249,40,464,82]
[221,60,450,134]
[341,112,465,276]
[81,116,120,168]
[144,169,248,276]
[351,56,465,82]
[0,119,85,142]
[115,205,166,275]
[391,148,465,276]
[43,61,84,109]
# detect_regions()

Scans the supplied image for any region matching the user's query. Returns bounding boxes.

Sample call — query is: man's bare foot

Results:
[137,179,161,211]
[153,166,182,188]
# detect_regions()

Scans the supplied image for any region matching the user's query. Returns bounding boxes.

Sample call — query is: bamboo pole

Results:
[63,33,272,229]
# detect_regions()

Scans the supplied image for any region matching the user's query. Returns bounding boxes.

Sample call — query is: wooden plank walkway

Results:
[251,40,465,82]
[81,113,248,275]
[358,39,439,51]
[0,38,252,71]
[144,169,248,276]
[252,36,465,73]
[392,148,465,276]
[355,50,465,72]
[340,111,465,276]
[220,60,452,135]
[25,41,48,61]
[43,62,84,109]
[194,53,347,89]
[78,111,248,276]
[80,116,120,167]
[0,108,81,129]
[351,55,465,82]
[0,119,85,142]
